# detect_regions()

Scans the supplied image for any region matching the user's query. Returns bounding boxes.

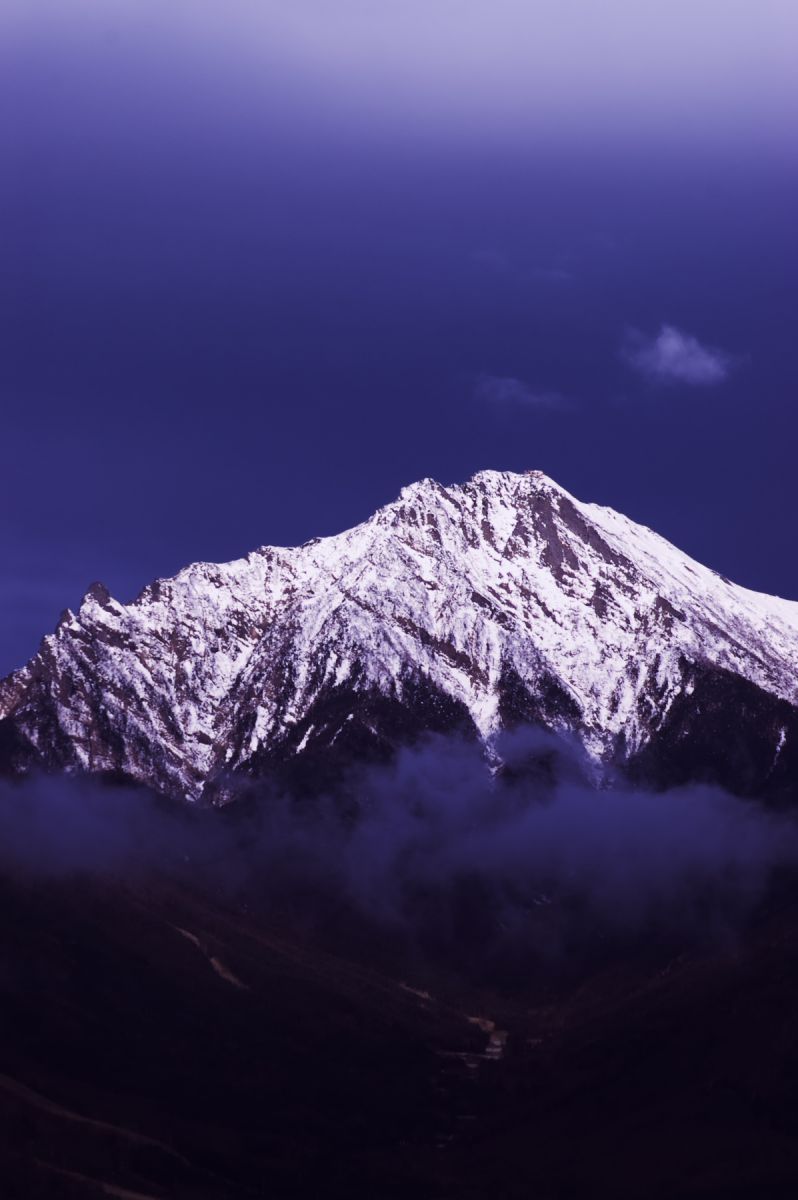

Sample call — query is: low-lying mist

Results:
[2,728,797,981]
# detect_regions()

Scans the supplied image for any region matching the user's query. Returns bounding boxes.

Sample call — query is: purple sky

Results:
[5,1,795,140]
[1,2,797,674]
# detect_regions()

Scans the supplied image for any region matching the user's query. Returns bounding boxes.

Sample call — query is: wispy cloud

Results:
[622,324,732,386]
[470,250,574,284]
[475,374,568,409]
[530,265,574,283]
[470,248,510,274]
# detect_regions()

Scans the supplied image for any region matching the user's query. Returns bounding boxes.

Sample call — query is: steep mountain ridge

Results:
[3,469,798,801]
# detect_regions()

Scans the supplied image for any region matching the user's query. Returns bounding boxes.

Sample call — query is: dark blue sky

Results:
[2,3,797,675]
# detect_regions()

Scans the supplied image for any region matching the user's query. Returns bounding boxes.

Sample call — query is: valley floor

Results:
[3,868,798,1198]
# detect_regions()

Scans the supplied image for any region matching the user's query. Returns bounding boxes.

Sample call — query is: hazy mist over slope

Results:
[4,729,797,979]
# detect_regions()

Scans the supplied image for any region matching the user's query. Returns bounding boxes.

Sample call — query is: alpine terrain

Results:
[3,468,798,803]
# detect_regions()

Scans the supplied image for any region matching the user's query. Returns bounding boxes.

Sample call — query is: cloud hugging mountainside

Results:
[2,469,798,804]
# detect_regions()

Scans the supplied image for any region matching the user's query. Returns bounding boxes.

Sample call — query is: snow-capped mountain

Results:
[2,469,798,802]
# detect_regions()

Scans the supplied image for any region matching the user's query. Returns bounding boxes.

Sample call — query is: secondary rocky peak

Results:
[82,580,113,608]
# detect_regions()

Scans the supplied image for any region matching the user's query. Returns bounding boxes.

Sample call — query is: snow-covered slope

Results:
[3,469,798,802]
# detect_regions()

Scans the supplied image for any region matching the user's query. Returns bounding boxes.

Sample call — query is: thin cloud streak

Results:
[475,374,570,410]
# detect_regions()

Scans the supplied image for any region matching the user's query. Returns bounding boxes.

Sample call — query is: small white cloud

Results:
[623,324,732,386]
[475,375,568,409]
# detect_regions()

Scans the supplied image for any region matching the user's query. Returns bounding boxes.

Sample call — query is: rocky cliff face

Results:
[3,469,798,802]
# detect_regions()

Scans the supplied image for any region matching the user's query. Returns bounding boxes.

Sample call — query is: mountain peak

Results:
[461,467,566,497]
[3,470,798,803]
[396,467,564,503]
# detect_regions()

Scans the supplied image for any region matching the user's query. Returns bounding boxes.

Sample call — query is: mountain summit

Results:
[2,469,798,802]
